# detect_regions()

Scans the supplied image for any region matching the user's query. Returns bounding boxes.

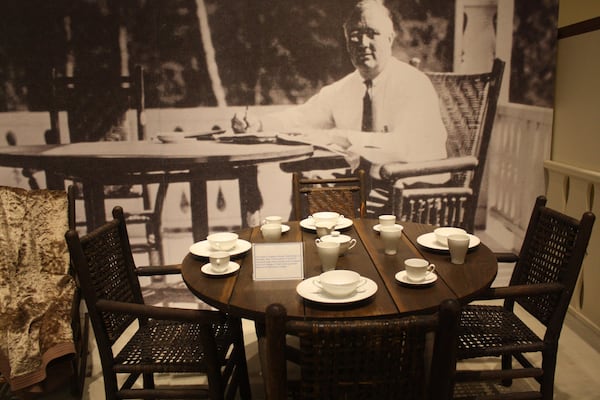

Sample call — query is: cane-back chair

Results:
[454,196,595,400]
[292,169,367,220]
[49,65,169,266]
[265,299,461,400]
[380,58,505,232]
[65,206,251,400]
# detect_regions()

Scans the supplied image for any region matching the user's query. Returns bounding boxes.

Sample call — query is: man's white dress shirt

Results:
[261,58,448,175]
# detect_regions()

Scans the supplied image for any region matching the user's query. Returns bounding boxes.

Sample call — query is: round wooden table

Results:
[181,218,498,322]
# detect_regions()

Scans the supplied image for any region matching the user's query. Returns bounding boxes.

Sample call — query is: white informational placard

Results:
[252,242,304,281]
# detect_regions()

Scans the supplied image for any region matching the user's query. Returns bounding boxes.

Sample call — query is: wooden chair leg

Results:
[501,354,513,386]
[540,350,558,400]
[71,313,90,398]
[142,373,154,389]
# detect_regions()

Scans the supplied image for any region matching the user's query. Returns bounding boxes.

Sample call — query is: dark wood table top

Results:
[181,219,497,322]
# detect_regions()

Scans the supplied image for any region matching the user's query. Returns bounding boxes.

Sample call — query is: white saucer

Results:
[299,217,354,231]
[395,270,437,286]
[189,239,252,258]
[416,232,480,251]
[373,223,404,232]
[260,224,290,234]
[296,276,377,304]
[201,261,240,276]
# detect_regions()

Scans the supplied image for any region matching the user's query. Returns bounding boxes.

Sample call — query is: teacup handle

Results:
[427,264,436,275]
[347,239,357,250]
[356,277,368,292]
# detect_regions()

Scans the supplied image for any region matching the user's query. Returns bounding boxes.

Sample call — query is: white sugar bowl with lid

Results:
[315,231,357,255]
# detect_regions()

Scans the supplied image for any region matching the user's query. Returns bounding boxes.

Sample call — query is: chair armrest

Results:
[135,264,182,276]
[477,282,565,301]
[494,252,519,263]
[96,299,223,323]
[380,156,478,180]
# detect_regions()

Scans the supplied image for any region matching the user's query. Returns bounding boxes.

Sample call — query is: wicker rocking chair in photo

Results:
[379,58,505,232]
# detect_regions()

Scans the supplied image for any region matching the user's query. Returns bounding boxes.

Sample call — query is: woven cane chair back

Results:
[509,196,595,326]
[75,215,141,344]
[292,169,366,220]
[266,300,460,400]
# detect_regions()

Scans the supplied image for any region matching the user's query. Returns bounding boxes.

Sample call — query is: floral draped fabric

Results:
[0,186,75,392]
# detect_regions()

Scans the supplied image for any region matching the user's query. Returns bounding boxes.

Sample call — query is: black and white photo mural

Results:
[0,0,559,261]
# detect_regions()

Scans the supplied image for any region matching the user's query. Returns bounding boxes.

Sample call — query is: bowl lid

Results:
[322,231,351,243]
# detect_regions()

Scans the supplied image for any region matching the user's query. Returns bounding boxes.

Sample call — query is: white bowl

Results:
[434,227,467,246]
[207,232,239,251]
[311,211,341,227]
[313,270,366,297]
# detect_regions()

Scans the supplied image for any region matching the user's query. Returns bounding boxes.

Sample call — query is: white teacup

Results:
[378,214,396,227]
[313,270,367,297]
[404,258,436,282]
[434,227,467,246]
[262,215,282,226]
[311,212,341,228]
[315,240,340,272]
[209,251,230,273]
[316,231,357,255]
[261,223,282,242]
[380,224,404,255]
[207,232,238,251]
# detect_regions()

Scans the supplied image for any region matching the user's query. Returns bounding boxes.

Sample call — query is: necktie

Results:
[361,79,373,132]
